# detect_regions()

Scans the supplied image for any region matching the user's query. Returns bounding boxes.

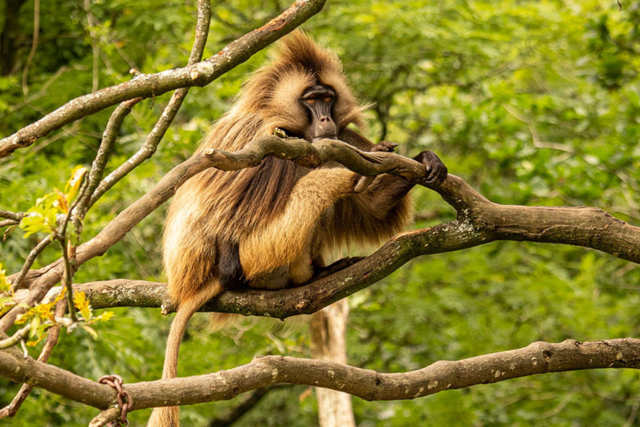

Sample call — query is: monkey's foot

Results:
[311,256,364,281]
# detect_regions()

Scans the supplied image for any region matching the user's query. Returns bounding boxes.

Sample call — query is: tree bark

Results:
[310,300,356,427]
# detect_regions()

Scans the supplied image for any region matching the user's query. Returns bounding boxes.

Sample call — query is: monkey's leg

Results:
[218,240,247,290]
[240,168,357,284]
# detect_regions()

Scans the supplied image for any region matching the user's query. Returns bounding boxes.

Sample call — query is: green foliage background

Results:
[1,0,640,425]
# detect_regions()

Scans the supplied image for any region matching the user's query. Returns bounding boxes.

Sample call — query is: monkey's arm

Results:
[333,128,446,247]
[239,167,357,285]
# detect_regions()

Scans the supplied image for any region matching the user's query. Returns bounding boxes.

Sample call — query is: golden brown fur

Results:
[149,32,415,427]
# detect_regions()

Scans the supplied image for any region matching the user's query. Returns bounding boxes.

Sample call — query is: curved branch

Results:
[0,0,327,158]
[7,136,640,328]
[1,339,639,412]
[3,136,441,323]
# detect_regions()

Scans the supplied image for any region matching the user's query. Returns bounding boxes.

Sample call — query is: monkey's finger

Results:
[428,165,448,185]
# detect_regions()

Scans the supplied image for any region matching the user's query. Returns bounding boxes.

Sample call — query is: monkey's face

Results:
[250,34,366,143]
[299,84,337,142]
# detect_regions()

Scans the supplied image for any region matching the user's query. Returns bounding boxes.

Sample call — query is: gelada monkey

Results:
[149,31,447,426]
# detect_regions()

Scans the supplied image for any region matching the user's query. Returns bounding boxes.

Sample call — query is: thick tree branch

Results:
[8,136,640,325]
[0,0,327,158]
[0,136,446,331]
[1,339,639,413]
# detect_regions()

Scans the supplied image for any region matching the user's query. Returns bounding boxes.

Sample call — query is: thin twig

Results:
[76,97,142,220]
[56,177,90,322]
[11,234,54,291]
[0,220,19,228]
[58,239,76,322]
[209,386,283,427]
[0,325,30,350]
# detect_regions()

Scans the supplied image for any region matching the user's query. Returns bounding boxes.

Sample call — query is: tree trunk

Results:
[309,299,356,427]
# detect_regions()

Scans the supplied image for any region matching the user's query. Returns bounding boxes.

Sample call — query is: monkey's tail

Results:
[147,282,223,427]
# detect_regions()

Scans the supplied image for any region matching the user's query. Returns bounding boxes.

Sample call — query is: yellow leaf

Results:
[29,316,40,338]
[95,311,114,322]
[54,287,66,304]
[0,298,16,316]
[33,303,56,323]
[15,307,35,325]
[0,264,9,293]
[65,166,88,203]
[27,329,49,347]
[73,291,91,321]
[54,188,69,214]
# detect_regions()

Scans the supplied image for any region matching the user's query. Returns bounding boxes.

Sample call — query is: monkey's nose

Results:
[312,116,337,142]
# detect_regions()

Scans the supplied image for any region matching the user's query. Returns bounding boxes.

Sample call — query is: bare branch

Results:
[0,346,114,408]
[75,98,142,220]
[0,210,25,222]
[0,325,30,350]
[10,234,53,291]
[0,325,31,350]
[0,220,18,229]
[0,339,639,412]
[89,407,120,427]
[0,0,327,158]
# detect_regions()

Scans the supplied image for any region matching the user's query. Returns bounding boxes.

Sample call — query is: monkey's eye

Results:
[324,97,332,103]
[305,98,316,104]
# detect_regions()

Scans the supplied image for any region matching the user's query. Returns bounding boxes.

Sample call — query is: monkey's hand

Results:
[370,140,399,153]
[310,256,364,282]
[414,150,448,185]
